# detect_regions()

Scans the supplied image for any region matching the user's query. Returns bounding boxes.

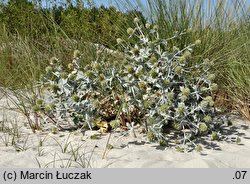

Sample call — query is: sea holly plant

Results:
[36,52,99,129]
[116,18,223,146]
[35,17,226,149]
[36,49,126,130]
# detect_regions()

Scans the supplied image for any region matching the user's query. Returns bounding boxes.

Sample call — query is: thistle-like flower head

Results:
[199,123,208,133]
[127,27,134,35]
[134,17,140,23]
[195,40,201,45]
[73,50,81,58]
[116,38,123,44]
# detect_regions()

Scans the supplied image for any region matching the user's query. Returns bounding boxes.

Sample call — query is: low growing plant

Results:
[115,18,223,146]
[36,18,226,148]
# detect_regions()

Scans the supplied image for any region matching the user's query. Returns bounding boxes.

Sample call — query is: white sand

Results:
[1,94,250,168]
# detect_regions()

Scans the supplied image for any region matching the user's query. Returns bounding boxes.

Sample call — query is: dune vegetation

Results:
[0,0,249,118]
[0,0,249,155]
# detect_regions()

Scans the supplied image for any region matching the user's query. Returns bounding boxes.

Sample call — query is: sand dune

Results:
[1,94,250,168]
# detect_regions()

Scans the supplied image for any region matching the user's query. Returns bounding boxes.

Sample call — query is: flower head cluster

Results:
[36,18,224,149]
[115,18,222,146]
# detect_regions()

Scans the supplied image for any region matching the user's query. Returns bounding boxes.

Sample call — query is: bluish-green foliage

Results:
[36,19,224,148]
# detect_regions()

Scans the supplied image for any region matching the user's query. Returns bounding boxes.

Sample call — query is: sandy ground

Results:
[0,92,250,168]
